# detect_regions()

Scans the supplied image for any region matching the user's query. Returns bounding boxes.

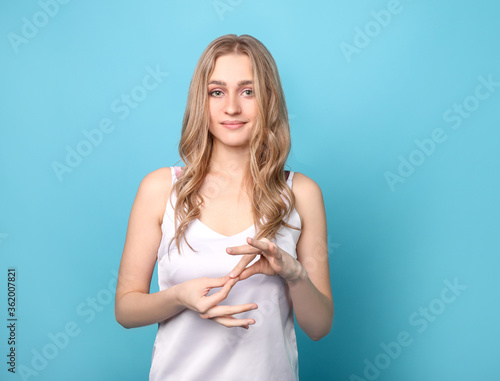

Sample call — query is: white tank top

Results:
[149,166,301,381]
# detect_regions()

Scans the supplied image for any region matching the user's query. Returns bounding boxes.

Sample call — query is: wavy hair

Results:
[168,34,299,254]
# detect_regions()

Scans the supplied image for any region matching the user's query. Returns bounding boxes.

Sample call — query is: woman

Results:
[115,34,333,380]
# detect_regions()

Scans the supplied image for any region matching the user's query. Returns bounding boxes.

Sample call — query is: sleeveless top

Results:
[149,166,302,381]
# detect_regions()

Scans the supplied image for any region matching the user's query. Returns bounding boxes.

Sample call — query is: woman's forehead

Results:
[209,54,253,84]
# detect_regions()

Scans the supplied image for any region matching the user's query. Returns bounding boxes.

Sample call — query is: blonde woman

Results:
[115,34,333,380]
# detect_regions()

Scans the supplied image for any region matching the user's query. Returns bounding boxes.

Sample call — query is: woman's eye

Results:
[243,89,253,96]
[210,90,223,97]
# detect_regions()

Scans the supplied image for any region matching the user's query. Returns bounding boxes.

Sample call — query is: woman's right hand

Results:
[175,275,257,329]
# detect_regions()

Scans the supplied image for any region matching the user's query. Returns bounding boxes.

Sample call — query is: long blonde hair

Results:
[168,34,299,254]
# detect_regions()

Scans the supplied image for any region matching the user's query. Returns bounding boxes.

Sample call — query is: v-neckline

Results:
[194,218,255,238]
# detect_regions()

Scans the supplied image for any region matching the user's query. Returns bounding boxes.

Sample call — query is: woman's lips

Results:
[221,121,246,130]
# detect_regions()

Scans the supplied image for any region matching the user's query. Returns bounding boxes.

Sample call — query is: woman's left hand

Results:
[226,237,304,283]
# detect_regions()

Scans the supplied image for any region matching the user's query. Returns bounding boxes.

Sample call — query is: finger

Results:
[211,316,256,328]
[228,254,257,278]
[226,244,262,255]
[203,274,232,288]
[200,303,258,319]
[246,237,279,257]
[203,277,238,307]
[237,265,261,281]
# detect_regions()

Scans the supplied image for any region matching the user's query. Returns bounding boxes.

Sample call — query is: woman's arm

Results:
[226,173,333,340]
[115,167,183,328]
[115,168,256,329]
[286,172,333,341]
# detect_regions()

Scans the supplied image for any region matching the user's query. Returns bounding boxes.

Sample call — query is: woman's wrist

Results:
[284,260,308,285]
[170,283,185,309]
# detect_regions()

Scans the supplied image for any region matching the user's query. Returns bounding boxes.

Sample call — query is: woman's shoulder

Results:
[290,172,323,196]
[134,167,175,222]
[135,167,174,206]
[140,167,173,191]
[289,171,324,218]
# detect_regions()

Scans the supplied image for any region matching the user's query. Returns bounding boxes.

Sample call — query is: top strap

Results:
[174,166,182,180]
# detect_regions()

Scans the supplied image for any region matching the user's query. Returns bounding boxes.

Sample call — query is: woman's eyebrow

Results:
[208,80,253,86]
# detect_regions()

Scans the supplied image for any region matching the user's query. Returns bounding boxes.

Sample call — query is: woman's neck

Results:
[207,142,252,195]
[209,143,250,176]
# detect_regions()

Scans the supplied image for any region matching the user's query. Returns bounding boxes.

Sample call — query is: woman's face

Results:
[207,54,257,149]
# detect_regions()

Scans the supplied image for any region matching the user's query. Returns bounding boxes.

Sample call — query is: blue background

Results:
[1,1,499,380]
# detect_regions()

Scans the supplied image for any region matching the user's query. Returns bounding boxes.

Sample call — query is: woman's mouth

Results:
[221,121,246,130]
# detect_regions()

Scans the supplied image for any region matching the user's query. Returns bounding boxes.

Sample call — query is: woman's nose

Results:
[225,93,241,115]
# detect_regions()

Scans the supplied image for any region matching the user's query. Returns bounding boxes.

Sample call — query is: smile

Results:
[221,121,246,130]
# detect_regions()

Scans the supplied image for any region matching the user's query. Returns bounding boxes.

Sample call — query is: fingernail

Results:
[251,305,258,310]
[229,271,237,278]
[226,248,233,253]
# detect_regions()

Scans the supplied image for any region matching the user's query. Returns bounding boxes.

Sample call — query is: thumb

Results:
[238,263,260,281]
[204,277,239,307]
[228,254,257,278]
[204,274,231,288]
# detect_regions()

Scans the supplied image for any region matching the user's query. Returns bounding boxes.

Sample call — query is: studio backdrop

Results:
[1,1,499,380]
